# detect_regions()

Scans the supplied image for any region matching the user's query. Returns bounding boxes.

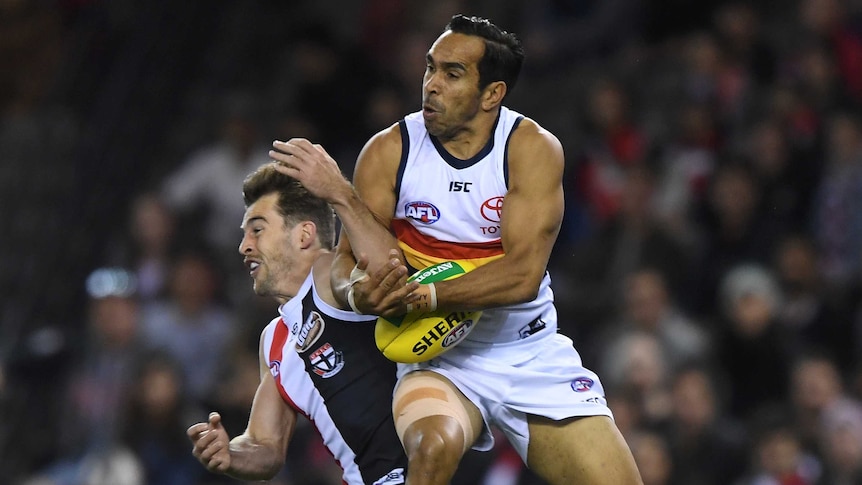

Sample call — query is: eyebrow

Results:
[240,215,266,230]
[426,53,467,73]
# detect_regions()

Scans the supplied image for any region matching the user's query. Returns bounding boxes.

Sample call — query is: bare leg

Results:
[527,415,643,485]
[394,371,484,485]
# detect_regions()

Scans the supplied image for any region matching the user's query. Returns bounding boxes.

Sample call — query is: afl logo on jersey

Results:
[571,377,594,392]
[480,196,504,223]
[269,360,281,377]
[405,201,440,224]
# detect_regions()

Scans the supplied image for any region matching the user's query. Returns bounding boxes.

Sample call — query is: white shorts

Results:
[395,332,612,461]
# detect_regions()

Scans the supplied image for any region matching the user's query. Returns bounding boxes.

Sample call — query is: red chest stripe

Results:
[269,320,305,416]
[392,219,503,260]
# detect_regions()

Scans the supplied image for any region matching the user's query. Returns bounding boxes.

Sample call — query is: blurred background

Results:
[2,0,862,484]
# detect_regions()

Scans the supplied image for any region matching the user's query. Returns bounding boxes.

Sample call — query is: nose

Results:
[423,72,439,95]
[238,233,252,255]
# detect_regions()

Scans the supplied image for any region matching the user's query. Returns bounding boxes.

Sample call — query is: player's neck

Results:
[438,109,498,159]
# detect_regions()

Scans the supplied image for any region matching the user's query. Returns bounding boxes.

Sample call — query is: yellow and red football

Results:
[375,261,481,363]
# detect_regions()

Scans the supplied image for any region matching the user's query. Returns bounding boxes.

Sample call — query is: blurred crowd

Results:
[2,0,862,484]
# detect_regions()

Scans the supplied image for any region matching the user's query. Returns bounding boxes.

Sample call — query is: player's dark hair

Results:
[445,14,525,99]
[242,164,336,249]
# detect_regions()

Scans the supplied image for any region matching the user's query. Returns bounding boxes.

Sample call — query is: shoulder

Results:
[510,117,562,152]
[358,122,403,167]
[258,316,283,348]
[508,116,564,167]
[354,122,404,195]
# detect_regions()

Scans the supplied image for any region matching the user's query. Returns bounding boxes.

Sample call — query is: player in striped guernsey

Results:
[186,164,408,485]
[272,14,643,485]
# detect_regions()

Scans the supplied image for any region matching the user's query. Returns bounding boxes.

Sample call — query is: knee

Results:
[402,417,464,479]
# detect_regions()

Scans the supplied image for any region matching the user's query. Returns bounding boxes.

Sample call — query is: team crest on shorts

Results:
[309,342,344,378]
[571,377,594,392]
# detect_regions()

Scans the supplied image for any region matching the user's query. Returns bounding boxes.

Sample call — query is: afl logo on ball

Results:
[571,377,594,392]
[405,201,440,224]
[442,318,474,348]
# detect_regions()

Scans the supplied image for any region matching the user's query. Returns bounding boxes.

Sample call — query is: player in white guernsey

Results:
[187,164,407,485]
[271,14,642,485]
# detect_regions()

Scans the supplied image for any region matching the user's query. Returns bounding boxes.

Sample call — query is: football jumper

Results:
[262,272,406,485]
[394,106,556,345]
[394,107,612,461]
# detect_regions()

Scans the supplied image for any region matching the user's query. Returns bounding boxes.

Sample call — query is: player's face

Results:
[238,193,302,301]
[422,32,484,140]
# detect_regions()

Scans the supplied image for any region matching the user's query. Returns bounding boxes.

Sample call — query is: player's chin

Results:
[252,280,270,297]
[423,119,445,137]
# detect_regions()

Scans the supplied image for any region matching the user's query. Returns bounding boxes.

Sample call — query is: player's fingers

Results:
[209,456,229,473]
[271,140,311,165]
[311,143,332,158]
[376,261,408,291]
[187,422,208,440]
[199,438,225,462]
[390,281,420,303]
[208,412,222,429]
[271,159,299,176]
[283,138,319,159]
[195,428,220,452]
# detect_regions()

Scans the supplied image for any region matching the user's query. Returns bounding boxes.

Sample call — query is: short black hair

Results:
[444,14,525,99]
[242,164,336,249]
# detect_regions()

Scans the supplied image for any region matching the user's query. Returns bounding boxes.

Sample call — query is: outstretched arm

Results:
[187,335,296,480]
[270,130,402,272]
[271,126,411,311]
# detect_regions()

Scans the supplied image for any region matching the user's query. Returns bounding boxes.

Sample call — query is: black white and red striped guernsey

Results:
[262,273,406,485]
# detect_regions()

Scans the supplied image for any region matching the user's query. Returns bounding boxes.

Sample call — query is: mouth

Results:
[422,104,439,121]
[244,259,261,277]
[422,98,441,113]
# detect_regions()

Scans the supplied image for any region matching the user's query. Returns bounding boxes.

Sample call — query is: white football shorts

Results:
[395,332,613,461]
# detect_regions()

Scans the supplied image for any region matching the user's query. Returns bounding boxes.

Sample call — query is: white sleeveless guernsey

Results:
[394,106,557,346]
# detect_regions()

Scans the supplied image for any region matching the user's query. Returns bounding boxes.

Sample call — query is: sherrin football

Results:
[375,261,481,363]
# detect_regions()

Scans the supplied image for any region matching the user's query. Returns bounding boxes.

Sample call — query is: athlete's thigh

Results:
[526,414,642,485]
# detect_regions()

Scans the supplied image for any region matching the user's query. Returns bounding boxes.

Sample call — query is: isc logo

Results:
[404,201,440,224]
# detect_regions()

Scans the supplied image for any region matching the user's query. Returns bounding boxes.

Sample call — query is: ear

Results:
[297,221,318,250]
[481,81,507,111]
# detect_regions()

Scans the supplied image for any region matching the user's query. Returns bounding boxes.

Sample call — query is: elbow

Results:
[512,286,539,305]
[509,274,543,304]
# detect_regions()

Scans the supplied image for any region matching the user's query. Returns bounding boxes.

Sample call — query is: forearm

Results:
[329,190,401,272]
[434,255,546,311]
[224,434,285,481]
[331,248,358,307]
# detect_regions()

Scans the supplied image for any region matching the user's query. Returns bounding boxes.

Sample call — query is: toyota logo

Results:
[480,197,504,223]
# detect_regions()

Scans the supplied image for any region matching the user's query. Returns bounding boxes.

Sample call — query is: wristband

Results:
[349,264,368,286]
[406,282,437,313]
[347,286,364,314]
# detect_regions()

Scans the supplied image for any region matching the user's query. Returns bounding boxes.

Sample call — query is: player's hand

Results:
[270,138,352,204]
[187,412,232,474]
[352,250,418,317]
